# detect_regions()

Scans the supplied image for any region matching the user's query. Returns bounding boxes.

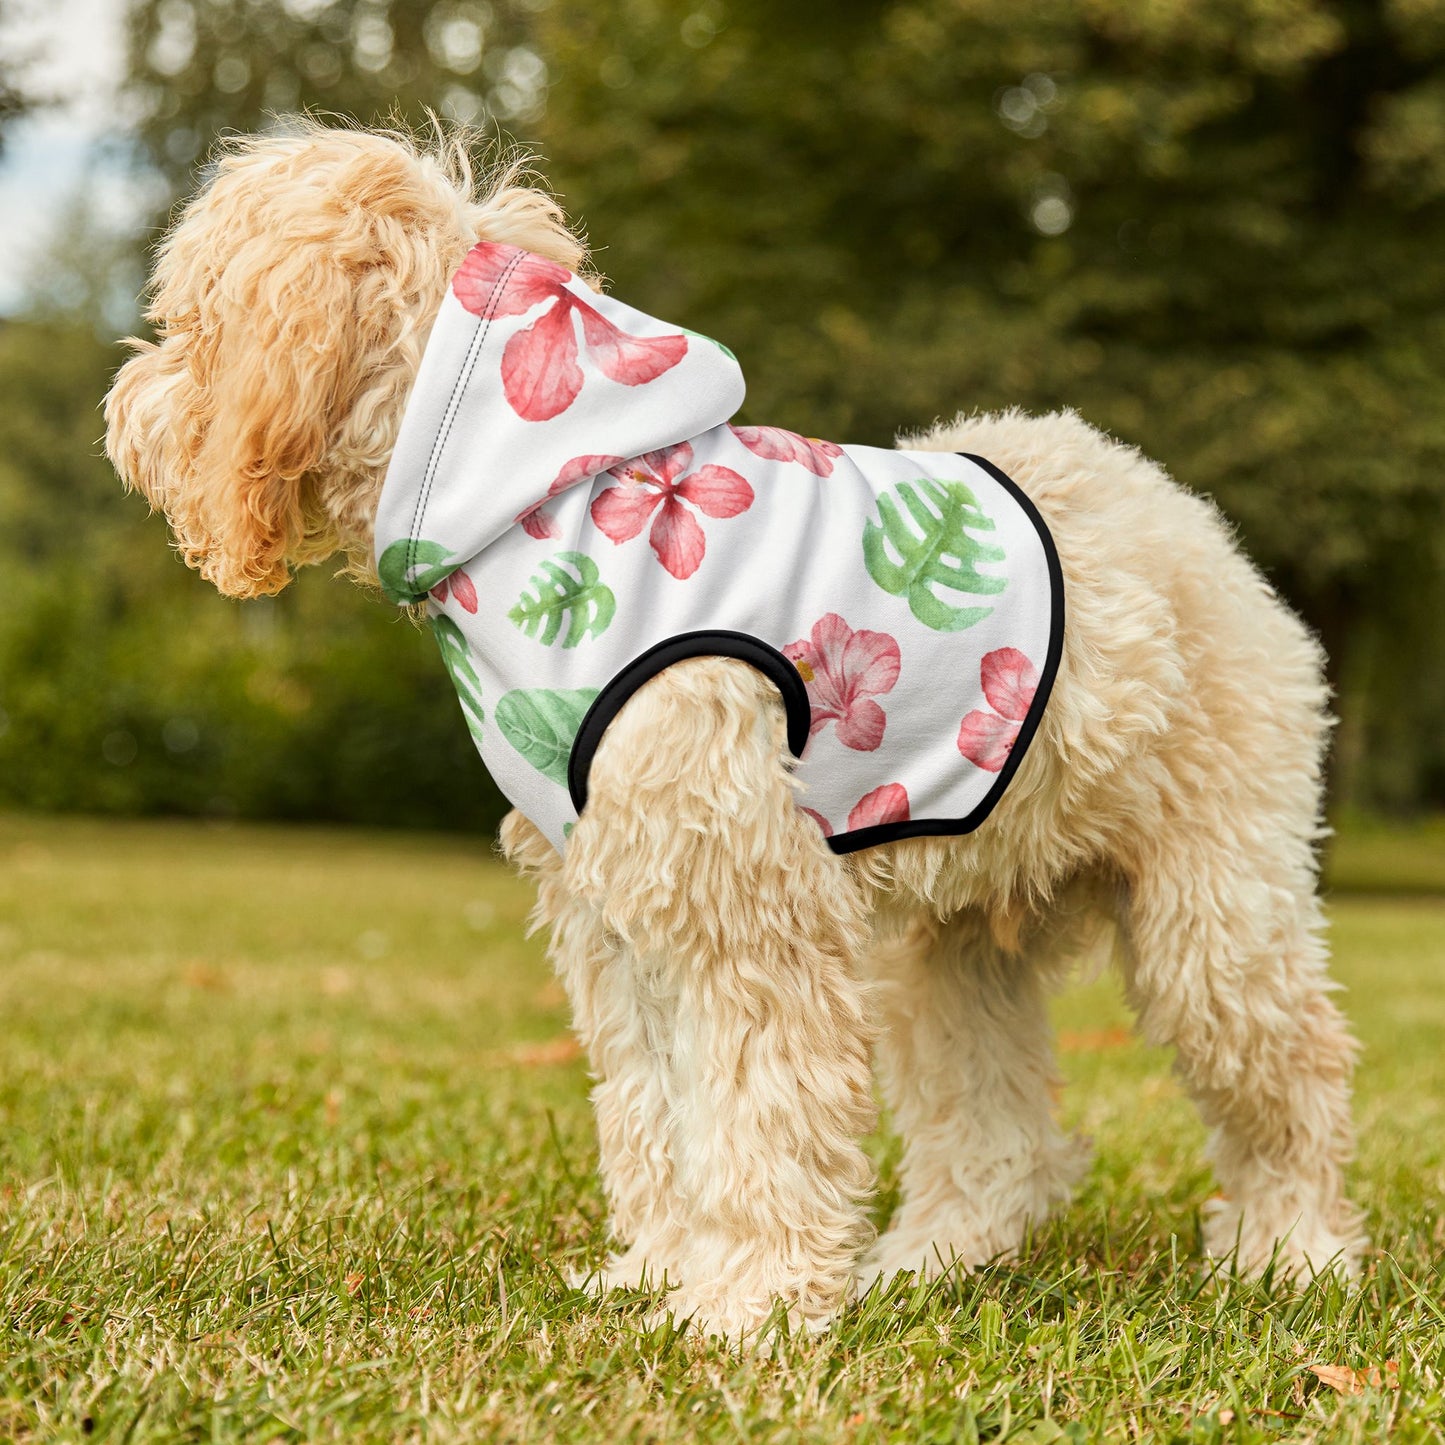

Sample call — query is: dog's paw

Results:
[860,1133,1092,1295]
[856,1232,994,1295]
[860,1199,1054,1290]
[570,1245,675,1296]
[645,1288,836,1350]
[1202,1196,1367,1283]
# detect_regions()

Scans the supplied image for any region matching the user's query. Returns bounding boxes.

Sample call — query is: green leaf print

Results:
[378,537,459,605]
[431,615,485,747]
[862,476,1008,631]
[495,687,600,787]
[508,551,616,648]
[681,327,736,361]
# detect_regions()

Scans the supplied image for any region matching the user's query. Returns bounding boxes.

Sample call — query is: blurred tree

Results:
[0,317,508,829]
[18,0,1437,825]
[125,0,546,191]
[533,0,1445,808]
[27,0,562,832]
[0,0,36,151]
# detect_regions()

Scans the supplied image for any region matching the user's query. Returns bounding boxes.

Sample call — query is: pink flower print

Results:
[453,243,570,316]
[452,243,688,422]
[731,424,844,476]
[590,442,754,580]
[783,613,901,752]
[430,567,478,613]
[515,453,625,541]
[517,508,561,542]
[801,806,834,838]
[848,783,910,831]
[980,646,1038,721]
[506,299,583,422]
[957,647,1039,772]
[800,784,910,838]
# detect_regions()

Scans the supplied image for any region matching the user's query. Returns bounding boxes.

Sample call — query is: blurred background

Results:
[1,0,1442,836]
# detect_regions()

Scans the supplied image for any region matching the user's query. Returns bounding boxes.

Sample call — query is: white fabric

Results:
[374,243,1061,854]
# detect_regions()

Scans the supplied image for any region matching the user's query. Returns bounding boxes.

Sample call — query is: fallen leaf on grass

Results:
[1310,1362,1399,1395]
[181,962,229,992]
[498,1037,584,1068]
[344,1273,365,1296]
[1057,1027,1133,1052]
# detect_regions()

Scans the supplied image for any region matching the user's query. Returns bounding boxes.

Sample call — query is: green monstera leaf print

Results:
[378,537,460,605]
[431,616,485,746]
[680,327,737,361]
[508,551,616,648]
[495,687,600,786]
[862,477,1008,631]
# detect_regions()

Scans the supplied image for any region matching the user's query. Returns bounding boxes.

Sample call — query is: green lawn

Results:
[2,813,1443,1443]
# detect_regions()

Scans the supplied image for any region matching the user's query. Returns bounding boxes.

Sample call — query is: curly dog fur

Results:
[105,122,1365,1342]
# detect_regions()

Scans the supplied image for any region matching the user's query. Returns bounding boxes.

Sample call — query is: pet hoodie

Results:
[374,241,1063,855]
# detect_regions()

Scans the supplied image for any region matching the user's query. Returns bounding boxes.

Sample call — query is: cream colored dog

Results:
[105,123,1364,1341]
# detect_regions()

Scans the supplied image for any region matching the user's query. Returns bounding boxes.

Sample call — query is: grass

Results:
[1,812,1443,1443]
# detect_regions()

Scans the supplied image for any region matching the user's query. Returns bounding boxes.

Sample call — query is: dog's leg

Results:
[569,932,689,1292]
[501,810,685,1290]
[1120,846,1364,1279]
[861,911,1088,1288]
[565,659,878,1342]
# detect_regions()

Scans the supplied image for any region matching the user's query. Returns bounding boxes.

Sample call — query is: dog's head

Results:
[105,122,585,598]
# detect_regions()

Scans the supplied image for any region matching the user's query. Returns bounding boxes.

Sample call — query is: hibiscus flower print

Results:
[957,647,1039,772]
[453,243,688,422]
[515,454,625,541]
[429,567,477,613]
[590,443,754,581]
[731,424,844,477]
[802,783,911,838]
[783,613,901,752]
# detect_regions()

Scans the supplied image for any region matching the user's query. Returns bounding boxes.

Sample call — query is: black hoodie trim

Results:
[567,632,813,814]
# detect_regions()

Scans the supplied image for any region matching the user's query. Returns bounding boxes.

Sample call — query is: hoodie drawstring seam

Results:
[406,248,528,590]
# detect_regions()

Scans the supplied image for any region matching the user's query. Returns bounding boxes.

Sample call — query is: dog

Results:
[105,122,1365,1341]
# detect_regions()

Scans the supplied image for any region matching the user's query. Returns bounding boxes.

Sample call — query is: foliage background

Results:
[2,0,1442,830]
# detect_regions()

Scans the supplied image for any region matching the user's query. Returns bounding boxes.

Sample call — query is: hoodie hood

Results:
[371,243,1062,861]
[375,242,746,603]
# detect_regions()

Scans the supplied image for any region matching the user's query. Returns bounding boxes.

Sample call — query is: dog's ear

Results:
[106,333,196,550]
[108,226,363,599]
[191,237,368,597]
